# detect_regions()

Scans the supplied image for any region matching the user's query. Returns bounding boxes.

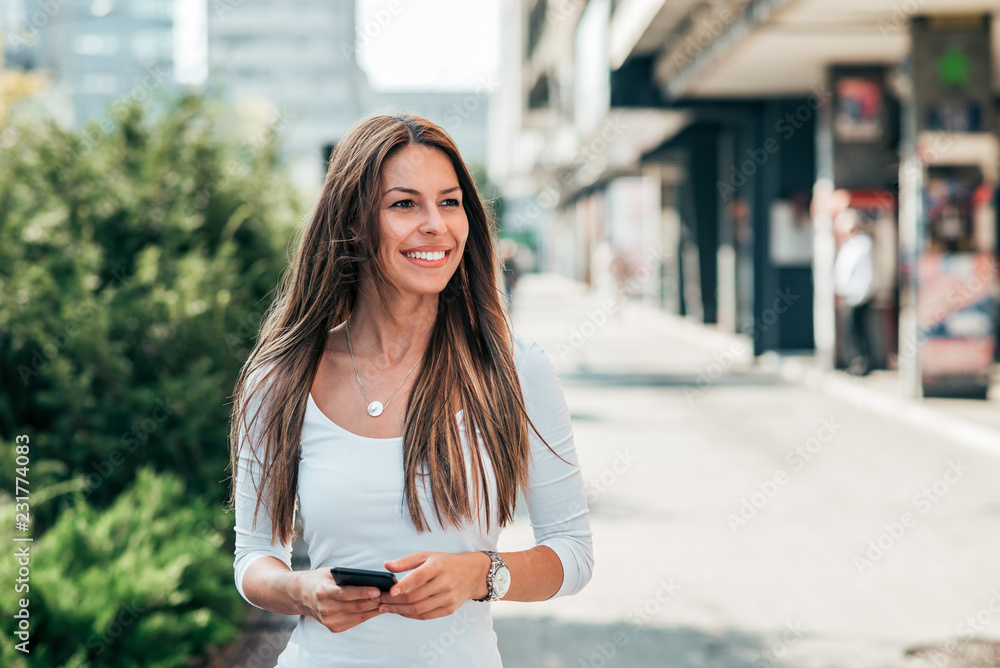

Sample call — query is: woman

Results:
[228,113,594,666]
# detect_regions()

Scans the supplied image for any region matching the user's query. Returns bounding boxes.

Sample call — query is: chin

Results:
[395,278,452,296]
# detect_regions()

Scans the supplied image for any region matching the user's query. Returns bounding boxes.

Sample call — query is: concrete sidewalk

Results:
[527,271,1000,452]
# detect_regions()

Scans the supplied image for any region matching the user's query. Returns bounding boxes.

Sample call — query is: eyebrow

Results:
[382,186,461,198]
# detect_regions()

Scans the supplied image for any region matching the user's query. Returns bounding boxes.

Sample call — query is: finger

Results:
[384,552,429,573]
[387,561,442,597]
[379,577,442,605]
[335,585,383,602]
[326,607,385,633]
[355,607,386,624]
[403,601,454,621]
[344,598,383,613]
[380,591,452,618]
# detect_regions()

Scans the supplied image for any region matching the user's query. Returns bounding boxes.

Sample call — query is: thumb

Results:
[385,552,427,573]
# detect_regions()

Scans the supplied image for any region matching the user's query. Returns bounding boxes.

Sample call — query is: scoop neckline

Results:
[307,392,463,443]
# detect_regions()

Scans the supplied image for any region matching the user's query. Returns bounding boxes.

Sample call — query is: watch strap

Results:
[473,550,506,602]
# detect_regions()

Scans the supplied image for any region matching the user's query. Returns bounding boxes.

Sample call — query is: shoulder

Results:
[238,359,284,425]
[509,332,573,442]
[511,331,543,374]
[510,332,562,399]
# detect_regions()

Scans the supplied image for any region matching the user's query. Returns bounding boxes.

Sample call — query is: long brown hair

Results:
[227,113,567,544]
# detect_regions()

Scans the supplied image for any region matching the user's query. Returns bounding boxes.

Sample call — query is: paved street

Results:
[493,273,1000,668]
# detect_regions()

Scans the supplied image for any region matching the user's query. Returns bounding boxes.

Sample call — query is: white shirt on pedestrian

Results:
[834,232,875,307]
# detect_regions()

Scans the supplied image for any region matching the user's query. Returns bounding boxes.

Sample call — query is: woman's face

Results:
[376,143,469,298]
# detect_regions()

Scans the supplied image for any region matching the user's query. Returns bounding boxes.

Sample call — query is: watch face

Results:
[493,565,511,597]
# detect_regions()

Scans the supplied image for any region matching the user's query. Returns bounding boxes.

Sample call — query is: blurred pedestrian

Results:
[833,209,875,376]
[227,114,593,667]
[499,237,522,313]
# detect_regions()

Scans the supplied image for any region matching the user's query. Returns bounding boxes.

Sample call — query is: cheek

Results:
[455,216,470,247]
[381,214,407,242]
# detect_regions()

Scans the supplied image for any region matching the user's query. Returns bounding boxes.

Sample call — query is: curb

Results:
[528,276,1000,456]
[774,357,1000,459]
[620,297,1000,456]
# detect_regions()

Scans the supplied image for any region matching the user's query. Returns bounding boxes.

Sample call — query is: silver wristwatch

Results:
[474,550,511,601]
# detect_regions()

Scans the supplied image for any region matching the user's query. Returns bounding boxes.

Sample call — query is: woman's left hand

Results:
[378,551,488,620]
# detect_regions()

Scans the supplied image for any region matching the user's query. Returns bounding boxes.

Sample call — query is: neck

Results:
[347,282,438,368]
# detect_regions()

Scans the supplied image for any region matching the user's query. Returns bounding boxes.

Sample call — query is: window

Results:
[132,29,172,63]
[80,73,119,94]
[73,33,120,56]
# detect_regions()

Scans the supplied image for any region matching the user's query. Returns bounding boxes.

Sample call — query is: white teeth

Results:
[404,251,446,261]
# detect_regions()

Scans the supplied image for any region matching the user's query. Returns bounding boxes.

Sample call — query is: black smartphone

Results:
[330,566,398,592]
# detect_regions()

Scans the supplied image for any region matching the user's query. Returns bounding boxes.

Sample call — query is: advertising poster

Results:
[917,253,998,396]
[834,77,883,142]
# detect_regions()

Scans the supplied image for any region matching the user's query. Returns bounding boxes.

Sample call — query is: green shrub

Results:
[0,467,245,667]
[0,93,301,529]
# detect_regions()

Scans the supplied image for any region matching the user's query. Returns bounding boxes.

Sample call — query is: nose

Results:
[419,203,447,235]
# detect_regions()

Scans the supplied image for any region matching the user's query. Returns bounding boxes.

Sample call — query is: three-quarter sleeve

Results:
[232,368,294,608]
[515,337,595,599]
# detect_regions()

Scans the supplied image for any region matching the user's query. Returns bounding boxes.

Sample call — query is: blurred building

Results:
[491,0,1000,398]
[1,1,490,194]
[207,0,365,188]
[3,0,197,123]
[369,89,490,170]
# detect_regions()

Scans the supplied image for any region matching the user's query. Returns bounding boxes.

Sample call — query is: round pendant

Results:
[367,401,384,417]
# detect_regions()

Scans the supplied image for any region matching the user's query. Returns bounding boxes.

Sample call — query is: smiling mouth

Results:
[402,250,450,261]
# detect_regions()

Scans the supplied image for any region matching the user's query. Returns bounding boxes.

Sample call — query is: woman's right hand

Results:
[293,568,385,633]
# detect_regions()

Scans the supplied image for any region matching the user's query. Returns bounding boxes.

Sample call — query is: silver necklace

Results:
[345,315,425,417]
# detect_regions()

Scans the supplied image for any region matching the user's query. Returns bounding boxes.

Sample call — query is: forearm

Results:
[241,556,307,616]
[467,545,563,602]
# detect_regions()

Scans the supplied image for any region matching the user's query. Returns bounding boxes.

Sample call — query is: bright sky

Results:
[356,0,500,91]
